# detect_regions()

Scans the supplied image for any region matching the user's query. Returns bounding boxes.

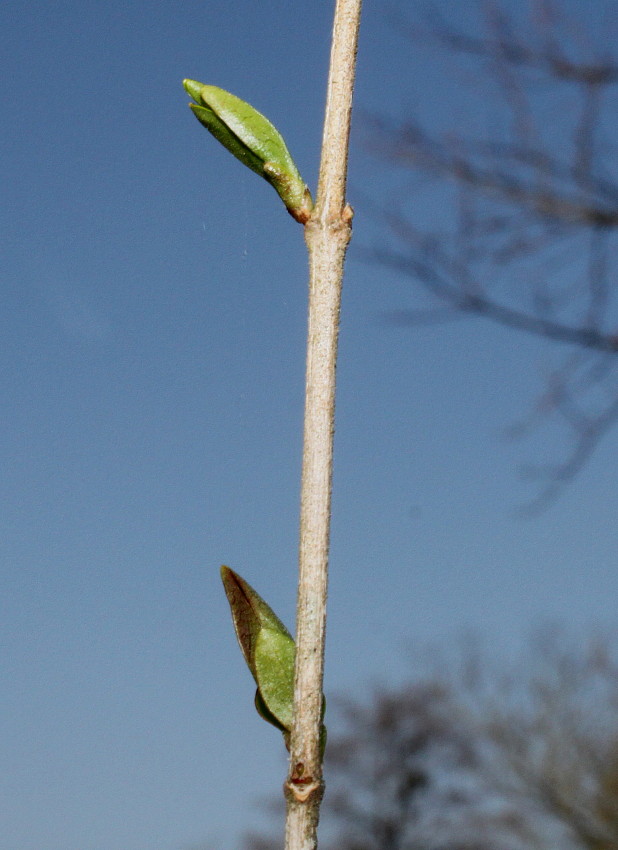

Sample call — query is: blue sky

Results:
[2,2,617,849]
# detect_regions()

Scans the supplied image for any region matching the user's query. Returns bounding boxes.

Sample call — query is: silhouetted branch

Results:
[375,242,618,353]
[245,632,618,850]
[372,1,618,505]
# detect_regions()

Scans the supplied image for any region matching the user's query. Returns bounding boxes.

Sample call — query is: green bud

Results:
[183,80,313,223]
[220,566,326,754]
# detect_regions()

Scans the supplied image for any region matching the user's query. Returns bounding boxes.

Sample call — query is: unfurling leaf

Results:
[220,566,326,753]
[183,80,313,223]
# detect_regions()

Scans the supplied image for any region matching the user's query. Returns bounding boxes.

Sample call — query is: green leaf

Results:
[183,80,313,222]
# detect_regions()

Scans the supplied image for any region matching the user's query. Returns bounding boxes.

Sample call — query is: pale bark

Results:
[283,1,362,850]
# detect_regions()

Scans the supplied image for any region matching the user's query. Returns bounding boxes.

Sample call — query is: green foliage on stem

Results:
[183,80,313,223]
[221,566,326,753]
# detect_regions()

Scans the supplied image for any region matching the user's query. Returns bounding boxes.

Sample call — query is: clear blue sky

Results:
[2,2,617,849]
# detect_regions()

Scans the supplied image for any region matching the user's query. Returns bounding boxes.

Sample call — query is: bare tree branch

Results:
[246,632,618,850]
[371,1,618,505]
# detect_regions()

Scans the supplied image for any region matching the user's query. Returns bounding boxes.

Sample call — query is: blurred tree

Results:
[370,1,618,508]
[243,633,618,850]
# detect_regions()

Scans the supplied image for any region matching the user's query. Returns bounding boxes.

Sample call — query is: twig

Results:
[283,1,362,849]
